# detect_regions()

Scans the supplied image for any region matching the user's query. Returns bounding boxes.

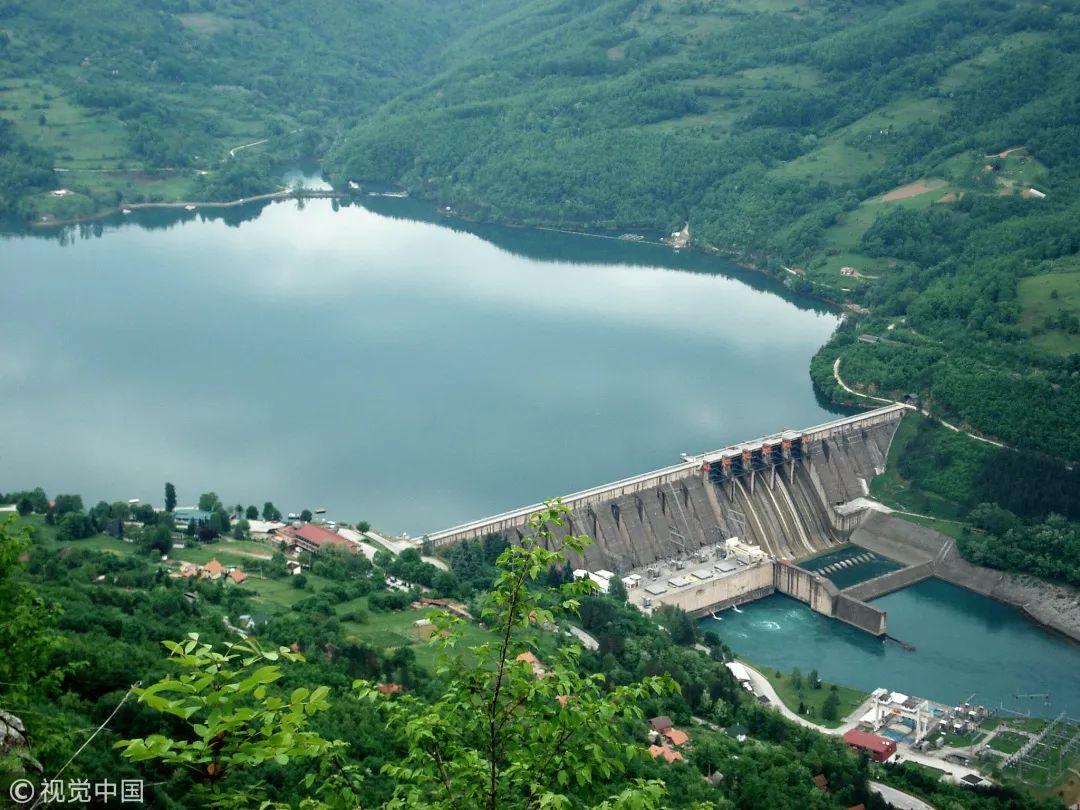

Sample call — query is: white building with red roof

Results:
[278,522,357,554]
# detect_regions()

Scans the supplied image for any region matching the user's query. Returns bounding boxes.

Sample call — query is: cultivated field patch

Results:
[880,178,945,202]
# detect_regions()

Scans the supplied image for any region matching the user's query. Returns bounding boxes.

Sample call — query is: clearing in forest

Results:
[1017,269,1080,355]
[880,178,945,202]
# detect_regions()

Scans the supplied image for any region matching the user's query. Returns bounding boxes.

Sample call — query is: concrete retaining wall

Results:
[649,563,774,616]
[843,562,934,602]
[649,560,891,636]
[834,593,887,636]
[774,564,837,617]
[850,512,945,565]
[851,513,1080,643]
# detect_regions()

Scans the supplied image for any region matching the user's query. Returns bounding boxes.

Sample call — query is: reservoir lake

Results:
[1,194,840,534]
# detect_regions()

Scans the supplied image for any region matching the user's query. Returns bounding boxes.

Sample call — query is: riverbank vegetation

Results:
[754,666,866,729]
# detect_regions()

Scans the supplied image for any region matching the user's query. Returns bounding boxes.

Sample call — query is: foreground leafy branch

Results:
[360,502,677,810]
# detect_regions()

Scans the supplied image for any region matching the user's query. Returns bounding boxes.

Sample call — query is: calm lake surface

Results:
[702,580,1080,716]
[1,196,841,533]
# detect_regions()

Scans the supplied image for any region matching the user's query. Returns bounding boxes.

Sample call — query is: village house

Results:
[277,522,358,555]
[515,651,546,679]
[660,726,689,747]
[648,744,684,764]
[649,715,674,734]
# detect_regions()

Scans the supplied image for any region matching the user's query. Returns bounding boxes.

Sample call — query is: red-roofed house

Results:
[515,651,546,678]
[661,727,689,747]
[842,729,897,762]
[377,683,405,695]
[229,568,248,584]
[278,523,357,555]
[649,716,674,733]
[648,744,684,764]
[203,559,225,580]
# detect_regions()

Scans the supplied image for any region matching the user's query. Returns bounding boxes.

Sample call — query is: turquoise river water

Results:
[702,579,1080,717]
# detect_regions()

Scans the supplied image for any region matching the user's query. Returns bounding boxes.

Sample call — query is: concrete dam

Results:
[427,405,905,569]
[426,404,909,636]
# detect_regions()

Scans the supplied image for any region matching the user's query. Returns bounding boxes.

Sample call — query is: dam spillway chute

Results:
[425,404,908,574]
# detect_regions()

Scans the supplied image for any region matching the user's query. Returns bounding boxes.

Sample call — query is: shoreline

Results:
[31,188,346,228]
[27,178,849,313]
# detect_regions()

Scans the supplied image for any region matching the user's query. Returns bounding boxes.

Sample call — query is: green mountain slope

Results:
[0,0,517,218]
[326,0,1080,466]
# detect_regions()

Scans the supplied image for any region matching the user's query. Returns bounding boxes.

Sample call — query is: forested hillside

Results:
[327,0,1080,472]
[0,0,516,219]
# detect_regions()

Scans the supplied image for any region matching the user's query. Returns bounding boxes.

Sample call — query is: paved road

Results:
[833,357,1008,450]
[340,528,448,570]
[336,528,382,561]
[870,781,936,810]
[568,625,599,651]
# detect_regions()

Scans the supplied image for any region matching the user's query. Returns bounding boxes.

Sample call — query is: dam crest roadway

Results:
[426,404,911,637]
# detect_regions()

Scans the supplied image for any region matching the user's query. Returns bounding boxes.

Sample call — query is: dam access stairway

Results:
[426,405,905,572]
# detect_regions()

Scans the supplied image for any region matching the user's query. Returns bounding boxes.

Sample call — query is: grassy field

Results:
[944,730,985,748]
[937,31,1051,93]
[0,72,278,217]
[1018,269,1080,356]
[10,511,504,670]
[80,534,140,554]
[0,80,129,168]
[892,513,968,541]
[994,151,1048,192]
[988,730,1028,755]
[752,662,867,728]
[772,96,947,186]
[896,761,947,782]
[982,716,1049,734]
[3,509,516,678]
[809,173,959,285]
[171,539,273,564]
[339,605,494,669]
